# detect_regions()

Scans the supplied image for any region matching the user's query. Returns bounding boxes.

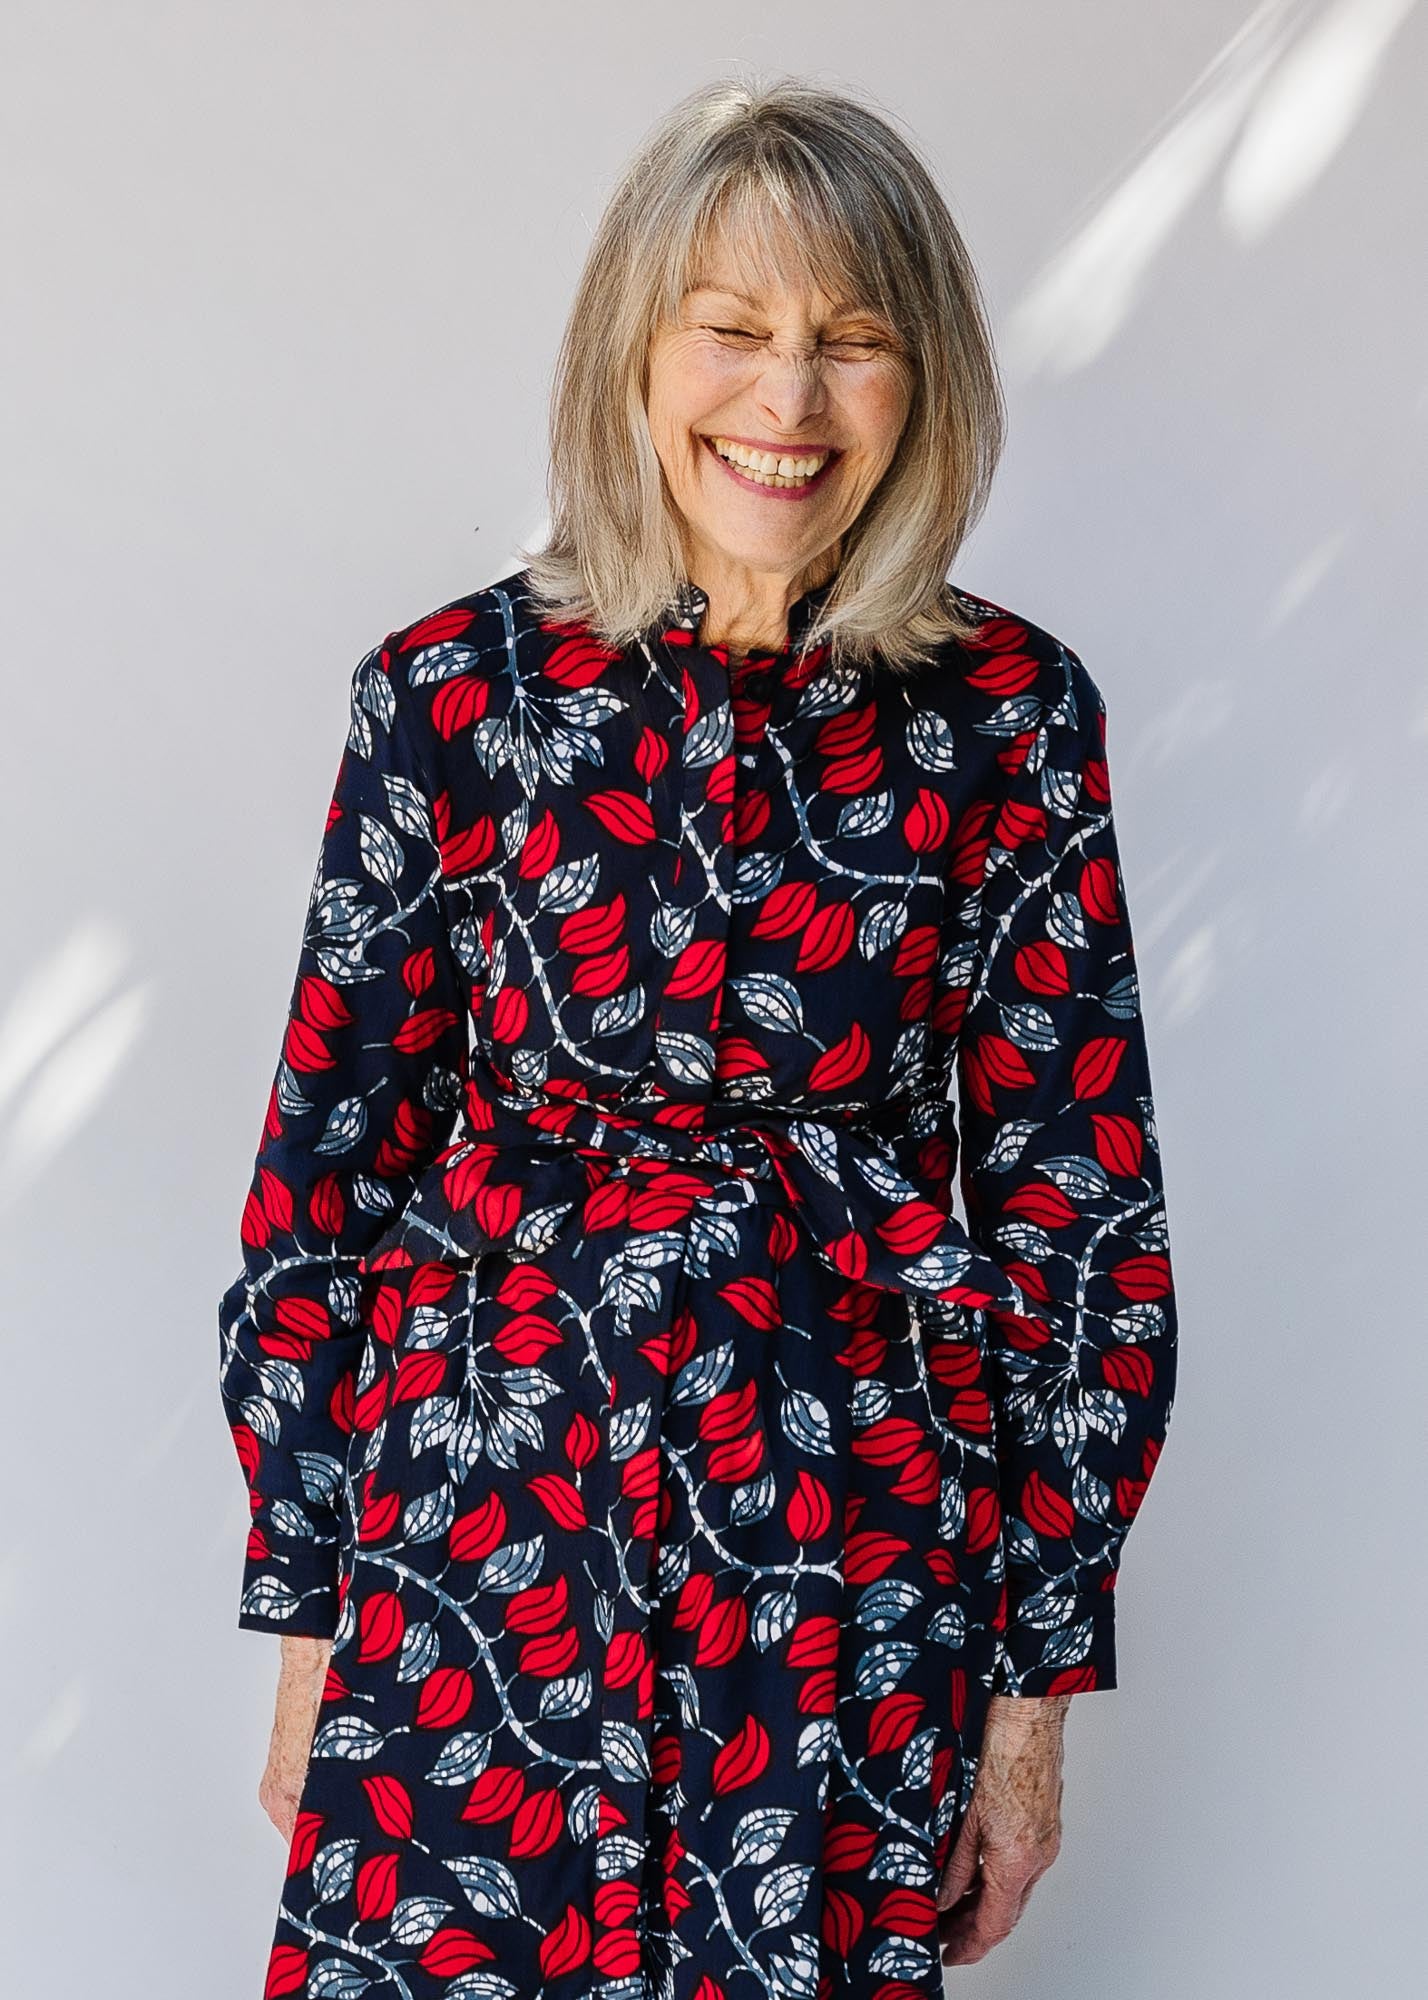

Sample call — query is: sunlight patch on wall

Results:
[0,919,149,1204]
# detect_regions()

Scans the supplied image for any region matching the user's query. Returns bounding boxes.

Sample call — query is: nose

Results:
[751,343,830,433]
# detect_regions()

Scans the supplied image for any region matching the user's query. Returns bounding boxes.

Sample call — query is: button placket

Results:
[647,653,738,1108]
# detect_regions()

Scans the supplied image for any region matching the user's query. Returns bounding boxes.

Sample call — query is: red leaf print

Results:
[1004,1181,1079,1229]
[507,1574,570,1632]
[430,673,490,740]
[852,1417,923,1466]
[808,1021,871,1091]
[518,1624,581,1677]
[273,1295,331,1343]
[1022,1470,1076,1538]
[891,923,940,979]
[1103,1344,1155,1396]
[751,880,818,937]
[965,1485,1002,1553]
[420,1929,497,1975]
[842,1531,911,1584]
[558,894,627,954]
[698,1378,759,1441]
[1092,1111,1144,1176]
[543,632,622,686]
[492,1310,563,1364]
[694,1596,749,1667]
[594,1928,644,1978]
[527,1472,587,1531]
[439,812,496,877]
[297,974,352,1032]
[1015,938,1071,995]
[264,1944,309,1998]
[519,809,561,879]
[867,1690,924,1755]
[822,745,885,795]
[706,1431,766,1484]
[1110,1251,1173,1300]
[357,1482,400,1544]
[392,1006,459,1055]
[1072,1034,1127,1098]
[821,1888,866,1957]
[398,607,475,650]
[571,944,630,997]
[539,1906,592,1979]
[711,1715,771,1795]
[796,902,854,972]
[823,1822,878,1871]
[871,1886,939,1935]
[488,984,530,1042]
[786,1616,840,1667]
[993,794,1046,850]
[354,1851,399,1922]
[877,1198,950,1258]
[282,1016,335,1074]
[977,1034,1037,1092]
[583,790,657,844]
[394,1350,446,1403]
[256,1166,294,1231]
[714,1273,782,1330]
[785,1470,833,1541]
[1080,853,1120,922]
[414,1666,474,1730]
[357,1590,405,1662]
[285,1809,323,1877]
[362,1772,414,1839]
[462,1765,526,1822]
[903,786,952,852]
[509,1788,566,1857]
[665,936,726,1000]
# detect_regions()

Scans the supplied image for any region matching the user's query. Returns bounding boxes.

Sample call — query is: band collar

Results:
[662,575,837,662]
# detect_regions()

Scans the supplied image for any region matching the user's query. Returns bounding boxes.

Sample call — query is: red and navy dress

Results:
[219,567,1178,2000]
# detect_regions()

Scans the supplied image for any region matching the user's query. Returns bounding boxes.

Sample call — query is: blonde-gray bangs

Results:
[520,75,1007,676]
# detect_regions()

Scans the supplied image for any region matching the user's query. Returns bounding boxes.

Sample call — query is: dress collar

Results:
[662,575,837,657]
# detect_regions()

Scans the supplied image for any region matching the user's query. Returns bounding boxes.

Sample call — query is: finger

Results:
[951,1876,1022,1956]
[935,1828,981,1909]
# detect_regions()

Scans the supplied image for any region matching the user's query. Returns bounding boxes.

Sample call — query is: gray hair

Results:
[520,73,1006,675]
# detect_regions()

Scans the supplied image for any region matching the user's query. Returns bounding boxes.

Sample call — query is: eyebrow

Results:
[686,285,878,321]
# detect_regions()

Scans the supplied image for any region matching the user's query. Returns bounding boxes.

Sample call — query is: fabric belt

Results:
[358,1069,1028,1323]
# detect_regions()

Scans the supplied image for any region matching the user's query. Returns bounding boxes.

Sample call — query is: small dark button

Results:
[741,670,776,700]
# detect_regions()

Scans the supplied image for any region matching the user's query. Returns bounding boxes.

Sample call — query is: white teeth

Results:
[710,436,831,488]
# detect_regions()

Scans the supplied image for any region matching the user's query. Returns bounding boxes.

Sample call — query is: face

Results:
[644,234,914,593]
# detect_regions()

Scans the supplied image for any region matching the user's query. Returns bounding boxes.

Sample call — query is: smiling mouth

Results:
[703,434,841,491]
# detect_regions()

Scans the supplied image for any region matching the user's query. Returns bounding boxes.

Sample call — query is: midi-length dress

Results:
[218,567,1178,2000]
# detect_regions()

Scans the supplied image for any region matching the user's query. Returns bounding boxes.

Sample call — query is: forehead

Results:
[679,207,872,318]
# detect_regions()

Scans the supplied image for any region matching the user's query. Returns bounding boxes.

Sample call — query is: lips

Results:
[701,434,842,499]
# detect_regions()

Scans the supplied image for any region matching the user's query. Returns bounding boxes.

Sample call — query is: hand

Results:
[936,1692,1071,1966]
[258,1634,333,1843]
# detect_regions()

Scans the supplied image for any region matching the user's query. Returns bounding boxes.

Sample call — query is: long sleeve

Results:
[954,647,1178,1696]
[218,636,470,1636]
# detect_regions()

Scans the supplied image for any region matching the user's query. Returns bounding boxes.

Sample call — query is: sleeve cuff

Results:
[236,1545,340,1636]
[990,1591,1118,1696]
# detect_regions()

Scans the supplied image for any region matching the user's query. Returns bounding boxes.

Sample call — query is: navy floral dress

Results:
[219,567,1177,2000]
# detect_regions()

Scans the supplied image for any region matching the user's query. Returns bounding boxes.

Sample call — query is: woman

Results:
[219,75,1178,1995]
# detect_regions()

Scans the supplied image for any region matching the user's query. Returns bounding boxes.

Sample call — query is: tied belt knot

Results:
[358,1076,1027,1320]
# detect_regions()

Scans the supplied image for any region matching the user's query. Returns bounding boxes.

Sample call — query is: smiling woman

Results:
[643,246,915,659]
[523,78,1006,673]
[219,69,1178,2000]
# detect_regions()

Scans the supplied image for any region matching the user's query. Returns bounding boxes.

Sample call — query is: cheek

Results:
[850,370,913,462]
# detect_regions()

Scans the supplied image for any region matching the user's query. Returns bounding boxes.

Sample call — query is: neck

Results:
[686,545,839,654]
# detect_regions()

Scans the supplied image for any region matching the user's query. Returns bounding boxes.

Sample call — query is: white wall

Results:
[1,2,1423,1994]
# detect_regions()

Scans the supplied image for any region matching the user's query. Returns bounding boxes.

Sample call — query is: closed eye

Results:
[707,325,891,356]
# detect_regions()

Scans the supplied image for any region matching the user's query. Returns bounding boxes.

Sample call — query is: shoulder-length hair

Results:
[520,73,1007,677]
